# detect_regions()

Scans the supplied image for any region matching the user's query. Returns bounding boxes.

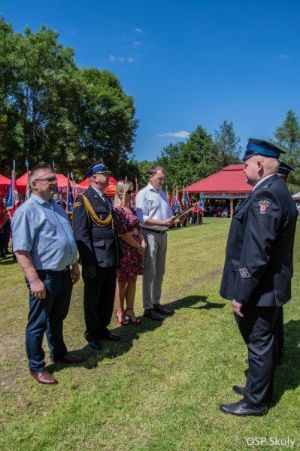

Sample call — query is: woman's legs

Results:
[115,280,128,324]
[125,276,140,324]
[125,277,137,309]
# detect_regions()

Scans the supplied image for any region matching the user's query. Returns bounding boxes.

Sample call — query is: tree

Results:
[75,68,137,178]
[273,109,300,165]
[156,126,224,188]
[273,110,300,192]
[0,17,137,178]
[214,120,241,166]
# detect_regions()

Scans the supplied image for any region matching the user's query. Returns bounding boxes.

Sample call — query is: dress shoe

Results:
[220,399,267,416]
[143,308,165,321]
[232,385,246,396]
[153,304,173,316]
[89,340,102,350]
[30,370,58,385]
[100,330,121,341]
[51,353,85,364]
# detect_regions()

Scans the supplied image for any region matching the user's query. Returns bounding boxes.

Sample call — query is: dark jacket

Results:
[72,186,118,268]
[220,174,298,307]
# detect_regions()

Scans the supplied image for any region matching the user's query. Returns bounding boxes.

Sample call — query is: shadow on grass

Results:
[48,294,225,373]
[271,319,300,406]
[0,256,16,265]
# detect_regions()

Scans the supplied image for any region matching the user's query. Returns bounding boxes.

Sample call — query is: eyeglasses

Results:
[33,177,57,183]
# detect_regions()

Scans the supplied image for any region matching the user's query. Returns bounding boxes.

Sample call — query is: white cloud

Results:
[158,130,190,139]
[133,40,143,46]
[277,53,289,59]
[108,54,135,64]
[134,28,143,33]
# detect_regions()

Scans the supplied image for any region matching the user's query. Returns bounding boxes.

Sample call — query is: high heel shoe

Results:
[125,308,141,325]
[116,309,129,326]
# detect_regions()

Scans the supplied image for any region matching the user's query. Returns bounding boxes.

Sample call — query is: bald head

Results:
[243,156,279,186]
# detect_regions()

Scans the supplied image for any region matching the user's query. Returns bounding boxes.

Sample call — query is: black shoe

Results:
[89,340,102,350]
[220,399,267,416]
[100,330,121,341]
[232,385,246,396]
[153,304,172,316]
[143,308,165,321]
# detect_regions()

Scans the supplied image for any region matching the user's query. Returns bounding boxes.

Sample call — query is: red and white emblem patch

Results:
[258,200,271,215]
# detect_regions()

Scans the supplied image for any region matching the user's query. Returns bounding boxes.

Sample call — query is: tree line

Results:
[1,17,300,191]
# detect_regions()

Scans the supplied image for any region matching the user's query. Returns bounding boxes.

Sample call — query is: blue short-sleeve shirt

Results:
[12,194,78,270]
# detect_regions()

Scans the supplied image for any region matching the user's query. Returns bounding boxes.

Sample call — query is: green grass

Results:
[0,218,299,450]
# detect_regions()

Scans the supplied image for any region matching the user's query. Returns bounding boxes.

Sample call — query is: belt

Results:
[141,227,167,234]
[38,266,70,273]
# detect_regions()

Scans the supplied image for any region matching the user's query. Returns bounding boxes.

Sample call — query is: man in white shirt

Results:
[136,166,174,320]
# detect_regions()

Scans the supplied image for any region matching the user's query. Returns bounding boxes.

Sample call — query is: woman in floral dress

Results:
[114,181,147,325]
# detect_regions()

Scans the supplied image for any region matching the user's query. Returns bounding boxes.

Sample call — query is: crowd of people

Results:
[6,139,299,418]
[11,163,174,383]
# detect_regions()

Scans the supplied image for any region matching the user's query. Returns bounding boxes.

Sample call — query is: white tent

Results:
[292,192,300,200]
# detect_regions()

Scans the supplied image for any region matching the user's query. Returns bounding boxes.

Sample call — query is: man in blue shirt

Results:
[12,164,84,385]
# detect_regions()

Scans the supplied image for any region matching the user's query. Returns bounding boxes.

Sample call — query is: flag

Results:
[25,159,31,199]
[182,190,189,209]
[6,161,19,216]
[173,188,180,213]
[198,194,206,212]
[66,174,74,214]
[6,161,16,211]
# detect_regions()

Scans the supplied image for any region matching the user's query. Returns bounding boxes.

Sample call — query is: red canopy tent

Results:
[0,174,10,196]
[184,164,251,216]
[16,172,70,195]
[78,176,118,197]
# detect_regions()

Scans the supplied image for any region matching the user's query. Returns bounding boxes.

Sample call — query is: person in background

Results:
[0,198,9,258]
[136,166,174,321]
[114,181,146,325]
[12,164,83,385]
[275,161,296,365]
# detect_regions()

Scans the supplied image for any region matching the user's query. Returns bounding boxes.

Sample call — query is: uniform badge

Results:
[73,202,82,208]
[257,200,271,215]
[239,267,250,278]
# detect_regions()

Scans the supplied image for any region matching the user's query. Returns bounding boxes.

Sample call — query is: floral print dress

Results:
[114,206,143,281]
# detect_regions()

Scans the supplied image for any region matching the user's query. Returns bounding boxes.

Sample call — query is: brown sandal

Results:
[125,308,141,325]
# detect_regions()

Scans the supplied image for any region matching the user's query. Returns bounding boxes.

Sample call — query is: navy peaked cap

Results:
[86,162,111,178]
[278,161,294,175]
[242,138,285,161]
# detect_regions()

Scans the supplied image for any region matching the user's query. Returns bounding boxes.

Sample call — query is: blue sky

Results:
[1,0,300,161]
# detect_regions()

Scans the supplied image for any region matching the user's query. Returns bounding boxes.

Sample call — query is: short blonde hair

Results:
[114,180,134,207]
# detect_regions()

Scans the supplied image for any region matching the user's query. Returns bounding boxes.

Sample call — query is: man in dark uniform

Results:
[72,162,120,350]
[275,161,295,365]
[219,139,298,416]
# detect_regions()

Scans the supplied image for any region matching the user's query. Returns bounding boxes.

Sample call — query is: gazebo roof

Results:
[184,164,251,194]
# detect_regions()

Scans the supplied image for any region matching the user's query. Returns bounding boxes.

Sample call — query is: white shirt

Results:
[136,183,173,231]
[91,186,105,199]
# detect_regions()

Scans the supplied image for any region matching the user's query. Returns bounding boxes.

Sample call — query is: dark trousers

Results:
[275,306,284,363]
[26,270,73,372]
[235,305,279,406]
[83,266,116,342]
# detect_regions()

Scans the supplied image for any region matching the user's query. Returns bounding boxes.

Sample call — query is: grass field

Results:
[0,218,299,451]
